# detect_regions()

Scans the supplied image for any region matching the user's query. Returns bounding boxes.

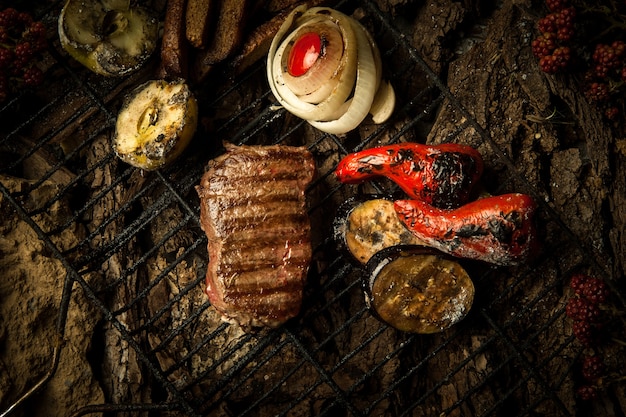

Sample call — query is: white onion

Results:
[267,6,395,134]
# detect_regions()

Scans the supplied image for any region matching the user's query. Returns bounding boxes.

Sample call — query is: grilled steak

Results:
[195,142,316,329]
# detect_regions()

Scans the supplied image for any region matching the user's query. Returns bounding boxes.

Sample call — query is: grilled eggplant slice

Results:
[58,0,159,76]
[364,245,474,334]
[113,79,198,170]
[333,195,425,265]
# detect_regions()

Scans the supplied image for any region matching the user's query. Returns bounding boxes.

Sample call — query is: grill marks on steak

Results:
[196,143,316,329]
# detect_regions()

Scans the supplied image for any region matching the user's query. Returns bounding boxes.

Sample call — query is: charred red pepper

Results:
[335,143,484,209]
[394,193,538,266]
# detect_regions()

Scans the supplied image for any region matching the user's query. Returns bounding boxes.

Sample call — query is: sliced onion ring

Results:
[267,6,395,134]
[282,22,344,98]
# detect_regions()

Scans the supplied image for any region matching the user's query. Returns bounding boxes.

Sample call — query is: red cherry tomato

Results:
[287,32,322,77]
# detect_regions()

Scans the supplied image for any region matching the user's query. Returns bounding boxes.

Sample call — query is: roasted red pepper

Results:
[394,193,538,266]
[335,143,484,209]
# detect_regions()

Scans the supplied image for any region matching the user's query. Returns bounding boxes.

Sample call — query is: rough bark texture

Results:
[85,134,153,412]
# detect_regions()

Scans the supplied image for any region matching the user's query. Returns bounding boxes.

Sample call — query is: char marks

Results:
[196,142,316,329]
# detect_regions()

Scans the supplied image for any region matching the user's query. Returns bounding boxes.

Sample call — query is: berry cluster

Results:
[566,273,608,347]
[531,1,576,73]
[531,1,626,122]
[575,353,607,400]
[0,7,47,102]
[584,40,626,119]
[565,273,611,402]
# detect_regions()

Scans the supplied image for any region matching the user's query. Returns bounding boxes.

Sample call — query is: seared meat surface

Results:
[195,142,316,329]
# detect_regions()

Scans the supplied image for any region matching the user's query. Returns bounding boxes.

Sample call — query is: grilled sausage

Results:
[185,0,213,48]
[160,0,189,78]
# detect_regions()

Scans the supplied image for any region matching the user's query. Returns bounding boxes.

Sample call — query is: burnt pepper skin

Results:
[394,193,538,266]
[335,143,484,209]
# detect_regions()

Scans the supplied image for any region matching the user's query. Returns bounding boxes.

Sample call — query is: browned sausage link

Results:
[185,0,213,49]
[231,0,332,74]
[198,0,247,65]
[160,0,189,78]
[231,6,293,74]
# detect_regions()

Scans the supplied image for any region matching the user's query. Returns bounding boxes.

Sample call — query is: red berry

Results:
[612,40,626,58]
[0,8,47,102]
[0,47,13,69]
[13,42,32,68]
[594,63,609,79]
[22,65,43,86]
[576,385,598,401]
[25,21,47,53]
[592,43,623,78]
[556,26,574,42]
[532,32,557,59]
[537,14,557,34]
[581,355,605,381]
[581,277,609,304]
[585,82,610,102]
[570,274,586,293]
[605,107,620,120]
[539,46,570,74]
[545,0,569,12]
[0,8,19,29]
[16,11,32,26]
[566,297,601,323]
[572,320,595,347]
[539,55,556,73]
[555,7,576,26]
[287,32,322,77]
[553,46,570,64]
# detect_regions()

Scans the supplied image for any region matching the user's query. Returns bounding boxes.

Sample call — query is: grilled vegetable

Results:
[58,0,159,77]
[333,195,425,264]
[335,143,484,209]
[112,79,198,171]
[267,5,395,134]
[364,245,474,334]
[394,193,538,266]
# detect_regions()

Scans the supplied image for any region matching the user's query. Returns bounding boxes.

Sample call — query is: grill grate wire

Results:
[0,0,619,416]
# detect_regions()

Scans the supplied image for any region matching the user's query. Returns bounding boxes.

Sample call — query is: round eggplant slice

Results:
[333,196,426,265]
[364,245,474,334]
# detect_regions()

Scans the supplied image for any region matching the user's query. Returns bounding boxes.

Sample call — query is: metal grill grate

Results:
[0,0,620,416]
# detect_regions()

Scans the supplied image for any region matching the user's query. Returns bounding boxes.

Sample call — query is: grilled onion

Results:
[267,6,395,134]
